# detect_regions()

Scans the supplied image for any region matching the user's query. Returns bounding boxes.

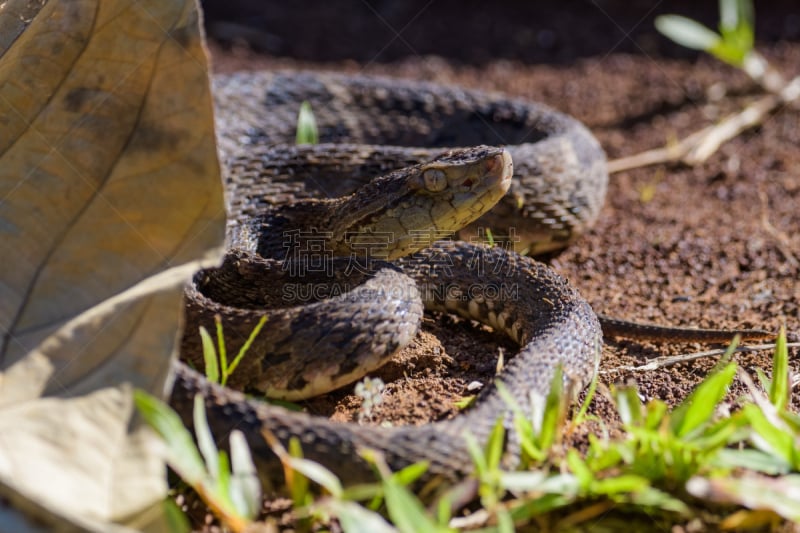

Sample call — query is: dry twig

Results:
[605,342,800,373]
[607,75,800,174]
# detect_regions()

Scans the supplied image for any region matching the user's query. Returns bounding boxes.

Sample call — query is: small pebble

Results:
[467,381,484,392]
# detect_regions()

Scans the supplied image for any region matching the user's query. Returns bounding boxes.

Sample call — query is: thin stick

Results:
[607,75,800,174]
[603,342,800,373]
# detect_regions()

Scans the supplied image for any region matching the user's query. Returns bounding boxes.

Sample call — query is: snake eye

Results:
[422,168,447,192]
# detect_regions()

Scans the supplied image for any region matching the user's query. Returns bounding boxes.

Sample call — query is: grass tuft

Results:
[150,324,799,530]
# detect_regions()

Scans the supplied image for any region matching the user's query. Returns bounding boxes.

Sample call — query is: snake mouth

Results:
[448,147,513,214]
[446,146,513,199]
[439,146,512,188]
[482,148,513,192]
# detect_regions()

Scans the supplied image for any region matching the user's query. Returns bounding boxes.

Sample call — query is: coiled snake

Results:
[170,72,767,488]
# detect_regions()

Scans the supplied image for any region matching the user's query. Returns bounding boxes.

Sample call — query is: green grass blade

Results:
[709,39,749,66]
[193,394,220,482]
[708,335,738,374]
[687,415,739,452]
[614,384,643,427]
[566,449,593,490]
[284,456,344,498]
[573,370,598,425]
[215,450,233,508]
[671,362,736,438]
[628,486,690,515]
[713,448,791,475]
[264,398,304,411]
[515,417,546,464]
[720,0,743,31]
[453,395,476,410]
[340,483,382,505]
[161,498,191,533]
[497,507,514,533]
[223,315,268,386]
[535,365,565,451]
[643,399,668,430]
[780,410,800,433]
[584,434,623,472]
[214,315,227,382]
[719,0,754,52]
[591,474,649,496]
[133,390,206,484]
[769,327,789,411]
[743,404,795,469]
[509,492,575,521]
[687,474,800,523]
[484,227,495,246]
[287,437,311,505]
[655,15,721,51]
[436,494,452,527]
[485,417,506,471]
[383,477,451,533]
[496,381,544,463]
[326,500,395,533]
[755,367,772,392]
[228,430,261,519]
[296,100,319,144]
[198,325,219,384]
[499,470,548,492]
[464,431,488,477]
[391,461,430,486]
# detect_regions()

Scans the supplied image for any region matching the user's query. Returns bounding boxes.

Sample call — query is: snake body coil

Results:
[171,72,607,486]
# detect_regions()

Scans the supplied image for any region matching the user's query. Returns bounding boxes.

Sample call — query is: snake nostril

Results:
[462,177,475,188]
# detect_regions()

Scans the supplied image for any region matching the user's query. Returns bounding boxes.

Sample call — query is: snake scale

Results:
[170,71,767,489]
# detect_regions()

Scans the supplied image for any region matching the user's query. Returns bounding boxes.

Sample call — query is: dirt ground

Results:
[201,0,800,480]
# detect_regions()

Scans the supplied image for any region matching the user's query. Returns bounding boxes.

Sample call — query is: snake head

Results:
[411,146,512,196]
[334,145,513,260]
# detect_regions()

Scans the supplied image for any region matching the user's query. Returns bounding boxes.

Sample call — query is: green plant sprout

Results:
[655,0,787,94]
[295,100,319,144]
[610,0,800,172]
[199,314,267,386]
[261,427,447,533]
[135,392,261,532]
[655,0,754,70]
[450,329,800,529]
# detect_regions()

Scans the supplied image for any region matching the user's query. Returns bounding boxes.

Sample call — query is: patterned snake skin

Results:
[169,72,762,489]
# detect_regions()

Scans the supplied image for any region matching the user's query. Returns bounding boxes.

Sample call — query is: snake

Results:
[169,71,769,490]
